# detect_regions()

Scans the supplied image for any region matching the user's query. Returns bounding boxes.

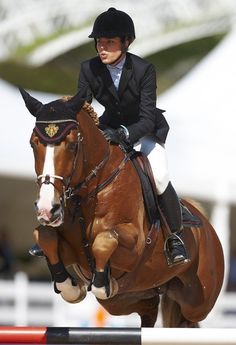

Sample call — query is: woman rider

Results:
[77,7,187,264]
[30,8,187,271]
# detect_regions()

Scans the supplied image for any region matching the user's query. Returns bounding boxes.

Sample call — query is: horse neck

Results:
[71,109,110,185]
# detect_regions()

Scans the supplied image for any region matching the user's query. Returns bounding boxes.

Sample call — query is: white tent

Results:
[158,28,236,204]
[157,28,236,289]
[0,80,61,177]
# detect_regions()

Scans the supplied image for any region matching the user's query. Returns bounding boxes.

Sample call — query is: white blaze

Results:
[37,145,55,213]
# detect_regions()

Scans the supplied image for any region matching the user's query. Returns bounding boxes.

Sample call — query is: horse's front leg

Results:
[33,226,59,263]
[34,226,86,303]
[91,230,119,299]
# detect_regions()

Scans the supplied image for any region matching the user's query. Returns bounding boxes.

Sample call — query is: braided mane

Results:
[61,96,99,126]
[82,102,99,126]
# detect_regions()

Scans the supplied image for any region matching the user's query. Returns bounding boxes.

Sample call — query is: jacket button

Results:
[117,111,121,115]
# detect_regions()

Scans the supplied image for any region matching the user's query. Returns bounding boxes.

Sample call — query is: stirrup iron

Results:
[164,232,190,267]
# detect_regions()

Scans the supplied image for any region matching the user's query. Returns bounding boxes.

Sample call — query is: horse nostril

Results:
[50,203,63,224]
[34,200,39,211]
[51,203,61,215]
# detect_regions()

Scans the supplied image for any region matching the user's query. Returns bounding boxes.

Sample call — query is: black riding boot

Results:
[158,182,188,264]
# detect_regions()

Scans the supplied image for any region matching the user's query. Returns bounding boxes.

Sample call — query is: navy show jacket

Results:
[78,52,169,144]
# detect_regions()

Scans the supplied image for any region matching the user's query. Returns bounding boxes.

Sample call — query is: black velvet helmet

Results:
[89,7,135,39]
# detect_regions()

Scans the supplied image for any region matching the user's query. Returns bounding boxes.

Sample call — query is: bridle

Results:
[35,117,132,211]
[35,119,111,206]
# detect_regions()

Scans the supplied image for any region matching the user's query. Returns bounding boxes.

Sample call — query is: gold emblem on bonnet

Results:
[45,123,59,137]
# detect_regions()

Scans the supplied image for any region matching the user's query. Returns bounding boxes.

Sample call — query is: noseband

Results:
[37,173,69,205]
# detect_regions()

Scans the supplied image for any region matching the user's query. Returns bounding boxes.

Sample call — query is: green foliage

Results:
[0,34,224,95]
[146,34,225,93]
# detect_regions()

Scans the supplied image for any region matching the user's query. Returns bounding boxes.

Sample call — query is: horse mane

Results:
[82,102,100,126]
[61,96,100,126]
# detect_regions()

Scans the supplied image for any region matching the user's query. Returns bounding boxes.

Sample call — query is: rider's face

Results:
[96,37,127,65]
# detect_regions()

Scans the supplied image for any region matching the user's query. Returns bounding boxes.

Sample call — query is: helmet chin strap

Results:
[109,51,126,66]
[107,42,129,66]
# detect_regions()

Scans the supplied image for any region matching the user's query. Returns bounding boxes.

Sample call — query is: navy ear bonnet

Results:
[34,99,79,144]
[19,87,85,144]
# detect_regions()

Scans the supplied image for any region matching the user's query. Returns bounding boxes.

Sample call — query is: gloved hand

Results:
[103,127,129,144]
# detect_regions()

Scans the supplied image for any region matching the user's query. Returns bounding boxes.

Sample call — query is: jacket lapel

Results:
[99,64,120,101]
[96,54,133,101]
[118,54,133,97]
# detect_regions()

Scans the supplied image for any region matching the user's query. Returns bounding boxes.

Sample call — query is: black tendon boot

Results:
[158,182,188,265]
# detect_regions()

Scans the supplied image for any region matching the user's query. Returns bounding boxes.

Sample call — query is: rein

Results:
[65,150,111,200]
[82,152,131,201]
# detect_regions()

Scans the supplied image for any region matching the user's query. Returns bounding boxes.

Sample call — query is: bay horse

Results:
[20,87,224,327]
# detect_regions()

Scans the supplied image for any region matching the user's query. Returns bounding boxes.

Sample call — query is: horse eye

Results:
[30,139,38,149]
[68,142,78,151]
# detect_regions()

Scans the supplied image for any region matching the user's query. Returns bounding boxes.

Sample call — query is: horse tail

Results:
[161,292,200,327]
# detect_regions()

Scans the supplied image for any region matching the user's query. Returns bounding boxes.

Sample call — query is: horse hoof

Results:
[56,278,87,304]
[91,277,118,300]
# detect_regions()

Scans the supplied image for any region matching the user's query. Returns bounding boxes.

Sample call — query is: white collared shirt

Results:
[107,56,126,90]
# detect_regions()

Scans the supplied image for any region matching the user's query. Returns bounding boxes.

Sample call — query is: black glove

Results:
[103,127,129,144]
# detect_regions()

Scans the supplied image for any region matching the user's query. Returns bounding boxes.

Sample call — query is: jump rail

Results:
[0,327,236,345]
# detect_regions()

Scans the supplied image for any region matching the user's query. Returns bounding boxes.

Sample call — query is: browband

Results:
[34,120,79,144]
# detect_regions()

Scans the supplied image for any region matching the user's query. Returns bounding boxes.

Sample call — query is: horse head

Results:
[19,87,88,226]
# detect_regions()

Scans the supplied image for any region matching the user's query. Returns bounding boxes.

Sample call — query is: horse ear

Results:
[19,87,43,116]
[66,88,86,114]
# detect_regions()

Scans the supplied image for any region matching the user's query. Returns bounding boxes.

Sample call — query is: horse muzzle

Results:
[35,202,64,227]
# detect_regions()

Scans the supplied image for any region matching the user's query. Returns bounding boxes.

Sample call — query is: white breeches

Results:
[134,136,169,195]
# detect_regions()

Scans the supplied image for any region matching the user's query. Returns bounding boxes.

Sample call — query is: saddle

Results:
[130,151,202,228]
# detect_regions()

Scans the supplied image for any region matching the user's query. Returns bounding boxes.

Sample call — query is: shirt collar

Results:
[107,56,126,70]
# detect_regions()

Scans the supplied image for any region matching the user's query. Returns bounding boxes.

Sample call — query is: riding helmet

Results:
[89,7,135,39]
